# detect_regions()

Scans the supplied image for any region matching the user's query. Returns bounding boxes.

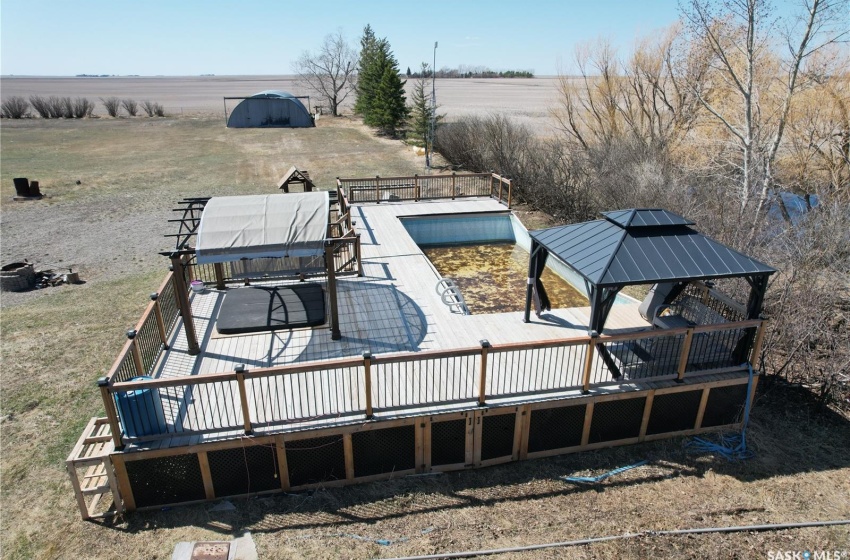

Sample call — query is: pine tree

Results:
[354,25,386,118]
[355,25,408,136]
[366,63,409,136]
[407,62,443,147]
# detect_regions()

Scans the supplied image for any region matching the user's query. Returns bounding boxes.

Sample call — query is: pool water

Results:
[423,242,589,314]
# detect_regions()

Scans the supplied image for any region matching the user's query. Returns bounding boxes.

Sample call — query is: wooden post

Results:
[451,172,456,200]
[110,454,135,512]
[355,234,363,277]
[98,377,123,449]
[639,391,655,442]
[151,293,169,348]
[275,435,291,491]
[506,178,512,209]
[213,263,225,290]
[677,328,695,382]
[581,401,594,446]
[363,352,374,418]
[414,174,420,201]
[582,333,597,393]
[170,254,200,355]
[198,451,215,500]
[478,340,490,406]
[325,244,341,340]
[235,365,253,435]
[127,330,145,376]
[343,433,355,480]
[750,319,768,369]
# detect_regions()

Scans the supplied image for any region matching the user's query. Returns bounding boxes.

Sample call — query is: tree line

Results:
[406,66,534,79]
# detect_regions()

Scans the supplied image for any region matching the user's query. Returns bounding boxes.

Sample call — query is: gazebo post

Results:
[326,243,342,341]
[170,254,201,355]
[523,242,539,323]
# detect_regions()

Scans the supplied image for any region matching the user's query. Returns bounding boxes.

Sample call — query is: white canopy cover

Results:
[196,192,329,264]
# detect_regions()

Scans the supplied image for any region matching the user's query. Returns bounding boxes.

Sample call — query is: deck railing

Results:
[103,272,181,384]
[98,300,766,448]
[337,172,512,208]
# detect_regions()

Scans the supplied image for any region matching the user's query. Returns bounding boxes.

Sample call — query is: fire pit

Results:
[0,262,36,292]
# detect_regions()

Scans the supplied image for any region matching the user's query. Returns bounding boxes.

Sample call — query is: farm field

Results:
[0,75,562,132]
[0,78,848,560]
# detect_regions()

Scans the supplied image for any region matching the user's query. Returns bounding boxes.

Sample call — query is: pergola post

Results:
[326,243,342,341]
[170,254,201,355]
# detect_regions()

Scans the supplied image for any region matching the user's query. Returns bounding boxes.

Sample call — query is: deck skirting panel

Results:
[109,372,754,513]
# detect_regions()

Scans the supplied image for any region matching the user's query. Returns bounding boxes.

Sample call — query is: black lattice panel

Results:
[527,404,586,453]
[285,436,346,487]
[125,454,205,508]
[589,397,646,443]
[701,384,749,427]
[647,391,702,435]
[480,413,516,461]
[207,444,280,498]
[430,419,467,466]
[352,425,416,478]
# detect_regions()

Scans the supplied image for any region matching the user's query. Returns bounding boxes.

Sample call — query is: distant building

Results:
[225,91,314,128]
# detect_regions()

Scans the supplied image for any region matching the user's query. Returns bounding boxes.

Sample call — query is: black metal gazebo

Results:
[524,209,776,334]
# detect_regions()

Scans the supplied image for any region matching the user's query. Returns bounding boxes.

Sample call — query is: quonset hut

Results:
[225,91,314,128]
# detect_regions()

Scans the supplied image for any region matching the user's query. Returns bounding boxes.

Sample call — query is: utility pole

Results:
[426,41,438,170]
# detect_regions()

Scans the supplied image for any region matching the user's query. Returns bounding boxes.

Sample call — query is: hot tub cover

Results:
[196,192,329,264]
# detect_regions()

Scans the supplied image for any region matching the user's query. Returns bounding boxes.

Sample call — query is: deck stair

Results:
[66,417,121,520]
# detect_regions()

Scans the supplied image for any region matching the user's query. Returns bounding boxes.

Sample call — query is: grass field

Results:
[1,107,849,559]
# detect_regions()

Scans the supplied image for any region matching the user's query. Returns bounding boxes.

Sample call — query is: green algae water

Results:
[423,242,589,314]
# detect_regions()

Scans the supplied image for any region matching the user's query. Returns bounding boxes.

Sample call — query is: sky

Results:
[0,0,684,77]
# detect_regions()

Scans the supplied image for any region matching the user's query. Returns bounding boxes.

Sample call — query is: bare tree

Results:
[2,96,30,118]
[293,30,357,116]
[100,96,121,117]
[681,0,849,237]
[122,98,139,116]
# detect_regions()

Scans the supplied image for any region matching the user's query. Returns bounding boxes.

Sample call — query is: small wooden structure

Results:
[277,166,315,193]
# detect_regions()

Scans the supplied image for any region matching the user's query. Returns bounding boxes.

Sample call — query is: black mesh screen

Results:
[481,413,516,461]
[701,384,749,427]
[352,425,416,478]
[527,404,586,453]
[430,419,467,466]
[285,436,346,487]
[588,397,646,443]
[647,391,702,435]
[207,444,280,498]
[125,453,205,508]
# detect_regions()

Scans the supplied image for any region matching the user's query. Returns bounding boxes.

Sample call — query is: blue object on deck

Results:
[114,376,167,438]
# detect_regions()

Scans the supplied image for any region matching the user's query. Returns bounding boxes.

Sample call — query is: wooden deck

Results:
[125,199,656,449]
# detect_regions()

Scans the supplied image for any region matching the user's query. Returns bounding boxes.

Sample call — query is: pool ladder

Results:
[435,278,470,315]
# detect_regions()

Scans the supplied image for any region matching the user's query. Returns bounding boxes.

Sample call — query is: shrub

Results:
[100,96,121,117]
[1,96,30,118]
[29,96,51,118]
[140,100,164,117]
[121,98,138,116]
[47,96,68,118]
[72,97,95,118]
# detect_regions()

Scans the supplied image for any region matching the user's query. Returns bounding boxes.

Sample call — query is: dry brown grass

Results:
[1,109,849,560]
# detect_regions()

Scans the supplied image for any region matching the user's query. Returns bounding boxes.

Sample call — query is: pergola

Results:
[524,209,776,334]
[164,192,342,354]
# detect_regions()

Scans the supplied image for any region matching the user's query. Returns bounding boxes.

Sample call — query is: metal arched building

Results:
[225,91,314,128]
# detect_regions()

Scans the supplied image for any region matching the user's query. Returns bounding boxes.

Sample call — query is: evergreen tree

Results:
[354,25,386,118]
[366,63,409,136]
[407,62,443,148]
[355,25,408,136]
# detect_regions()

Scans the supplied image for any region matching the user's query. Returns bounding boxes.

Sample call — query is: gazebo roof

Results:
[530,209,775,288]
[195,192,329,264]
